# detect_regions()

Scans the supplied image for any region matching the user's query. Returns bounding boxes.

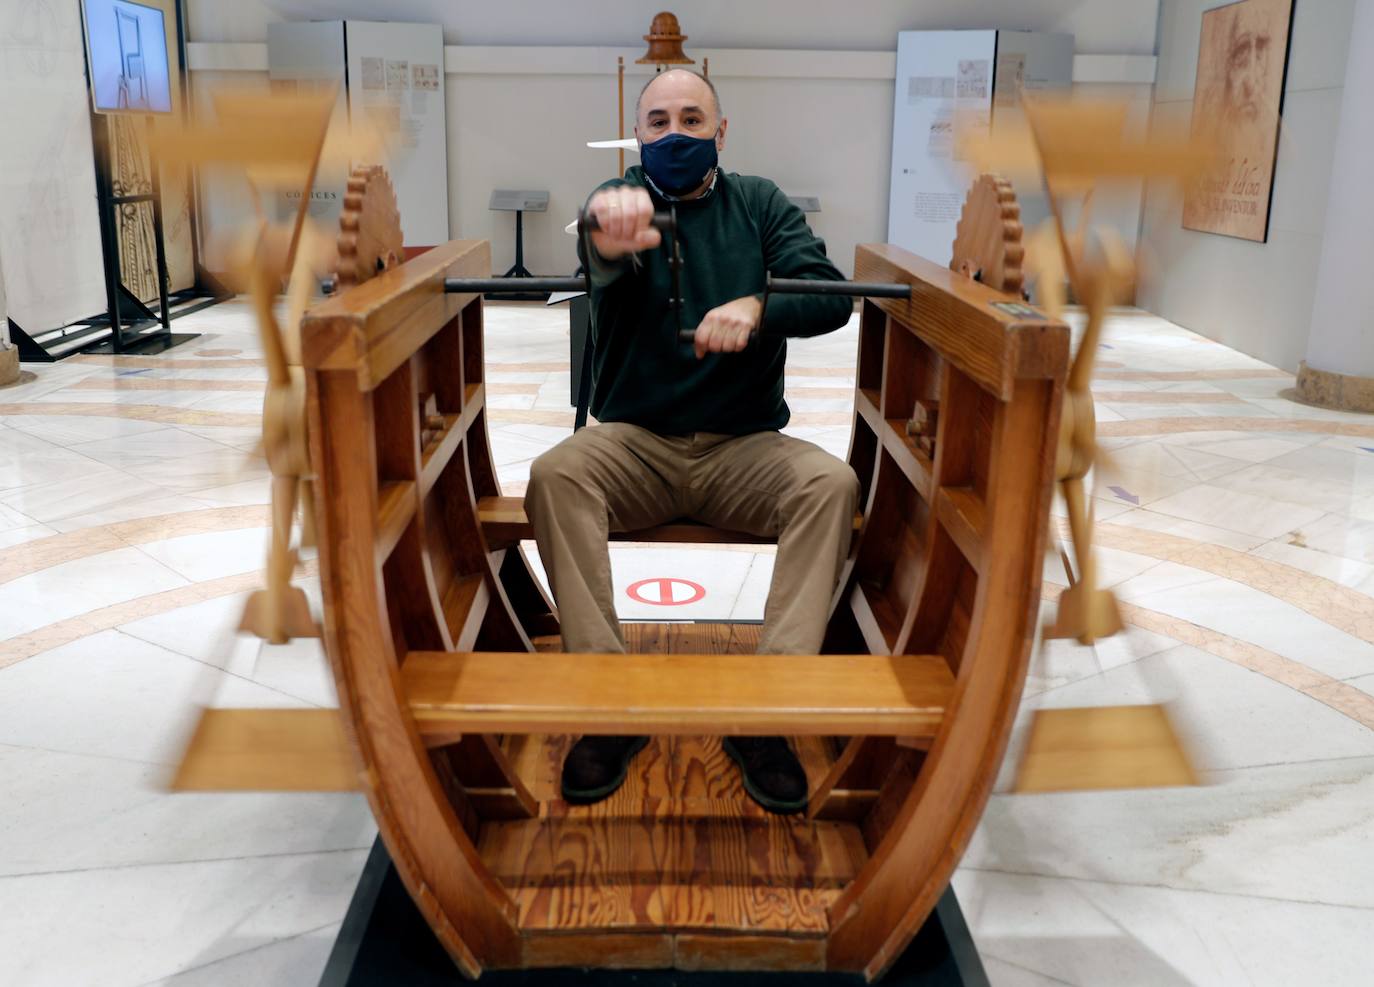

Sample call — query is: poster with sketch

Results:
[1182,0,1294,241]
[345,22,449,245]
[412,63,440,92]
[956,59,989,99]
[994,52,1025,107]
[359,56,385,90]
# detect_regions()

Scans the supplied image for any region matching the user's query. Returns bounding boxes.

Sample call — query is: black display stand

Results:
[81,111,200,357]
[320,838,989,987]
[10,0,229,363]
[487,190,551,301]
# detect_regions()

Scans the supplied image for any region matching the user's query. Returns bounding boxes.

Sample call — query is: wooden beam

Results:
[476,496,861,549]
[403,651,954,738]
[935,486,986,573]
[170,708,358,791]
[1013,705,1199,793]
[301,239,493,390]
[854,243,1068,400]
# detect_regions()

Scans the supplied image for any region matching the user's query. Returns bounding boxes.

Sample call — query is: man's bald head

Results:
[635,69,723,129]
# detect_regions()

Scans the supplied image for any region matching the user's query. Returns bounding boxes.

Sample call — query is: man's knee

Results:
[777,455,859,531]
[527,442,586,502]
[802,457,860,510]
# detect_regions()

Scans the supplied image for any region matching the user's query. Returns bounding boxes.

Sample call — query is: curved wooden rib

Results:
[304,240,535,973]
[820,244,1067,979]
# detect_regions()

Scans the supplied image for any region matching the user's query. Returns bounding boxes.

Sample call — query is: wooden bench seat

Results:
[478,495,863,548]
[402,650,955,738]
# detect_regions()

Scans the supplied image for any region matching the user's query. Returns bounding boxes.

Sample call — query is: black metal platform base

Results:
[320,839,989,986]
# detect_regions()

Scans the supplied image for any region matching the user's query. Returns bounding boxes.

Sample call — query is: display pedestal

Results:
[487,190,551,301]
[320,838,989,986]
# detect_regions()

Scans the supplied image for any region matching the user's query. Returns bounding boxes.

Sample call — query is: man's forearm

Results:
[758,290,854,338]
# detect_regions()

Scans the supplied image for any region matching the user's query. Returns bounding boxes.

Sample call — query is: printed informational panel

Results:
[0,0,107,332]
[887,31,997,265]
[267,21,351,231]
[1182,0,1294,242]
[888,31,1074,266]
[345,21,450,246]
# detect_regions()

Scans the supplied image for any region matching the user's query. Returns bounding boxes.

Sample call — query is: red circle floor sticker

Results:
[625,577,706,607]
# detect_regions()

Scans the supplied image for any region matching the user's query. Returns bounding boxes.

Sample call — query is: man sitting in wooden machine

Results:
[525,69,858,815]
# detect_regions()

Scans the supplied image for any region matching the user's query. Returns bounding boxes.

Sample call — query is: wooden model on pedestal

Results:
[159,86,1242,977]
[175,157,1075,977]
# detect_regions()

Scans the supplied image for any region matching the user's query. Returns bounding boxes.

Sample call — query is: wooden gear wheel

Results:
[335,164,404,288]
[950,173,1024,294]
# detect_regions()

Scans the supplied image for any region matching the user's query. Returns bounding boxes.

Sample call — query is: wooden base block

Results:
[321,839,990,983]
[0,346,19,387]
[1013,704,1200,793]
[673,934,826,972]
[171,707,358,791]
[1043,584,1124,644]
[239,586,322,642]
[522,933,674,970]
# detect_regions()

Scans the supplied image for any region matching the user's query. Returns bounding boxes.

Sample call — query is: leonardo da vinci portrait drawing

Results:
[1182,0,1294,241]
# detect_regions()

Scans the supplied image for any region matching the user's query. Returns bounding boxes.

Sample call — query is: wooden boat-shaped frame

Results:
[299,237,1069,980]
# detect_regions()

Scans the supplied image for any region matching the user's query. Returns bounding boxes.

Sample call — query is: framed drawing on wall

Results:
[1181,0,1294,242]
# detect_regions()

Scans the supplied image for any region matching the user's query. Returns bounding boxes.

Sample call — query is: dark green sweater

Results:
[581,167,851,436]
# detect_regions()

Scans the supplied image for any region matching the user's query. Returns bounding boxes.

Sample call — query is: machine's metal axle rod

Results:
[442,276,912,297]
[442,209,914,344]
[445,277,584,294]
[765,278,911,299]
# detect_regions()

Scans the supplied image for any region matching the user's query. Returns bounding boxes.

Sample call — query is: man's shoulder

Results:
[721,173,794,220]
[722,172,783,199]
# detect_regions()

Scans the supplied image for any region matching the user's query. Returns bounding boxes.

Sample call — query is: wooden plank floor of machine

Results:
[294,175,1069,981]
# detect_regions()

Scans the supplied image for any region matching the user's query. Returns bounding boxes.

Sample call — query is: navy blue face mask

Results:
[639,130,719,197]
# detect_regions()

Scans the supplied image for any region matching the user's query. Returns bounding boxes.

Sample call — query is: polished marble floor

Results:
[2,300,1373,985]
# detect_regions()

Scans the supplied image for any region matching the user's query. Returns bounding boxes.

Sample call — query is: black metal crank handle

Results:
[577,210,677,236]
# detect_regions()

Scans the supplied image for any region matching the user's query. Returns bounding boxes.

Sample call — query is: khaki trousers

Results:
[525,422,859,655]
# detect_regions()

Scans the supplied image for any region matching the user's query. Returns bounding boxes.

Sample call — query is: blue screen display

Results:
[85,0,172,113]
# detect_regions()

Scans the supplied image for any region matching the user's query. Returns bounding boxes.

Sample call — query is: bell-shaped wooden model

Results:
[637,11,694,65]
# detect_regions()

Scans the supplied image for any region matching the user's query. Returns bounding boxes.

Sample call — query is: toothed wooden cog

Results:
[951,174,1024,295]
[335,165,404,288]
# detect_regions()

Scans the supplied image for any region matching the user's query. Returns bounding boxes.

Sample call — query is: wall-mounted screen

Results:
[83,0,173,114]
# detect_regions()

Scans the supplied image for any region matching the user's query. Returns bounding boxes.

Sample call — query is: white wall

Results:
[444,54,897,277]
[1137,0,1357,372]
[185,2,1162,277]
[1305,0,1374,379]
[0,239,8,348]
[194,1,1161,52]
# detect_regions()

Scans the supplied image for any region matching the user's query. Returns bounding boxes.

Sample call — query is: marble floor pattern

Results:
[2,300,1373,985]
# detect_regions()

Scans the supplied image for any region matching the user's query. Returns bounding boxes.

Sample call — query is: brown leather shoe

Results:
[722,736,808,815]
[560,735,649,804]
